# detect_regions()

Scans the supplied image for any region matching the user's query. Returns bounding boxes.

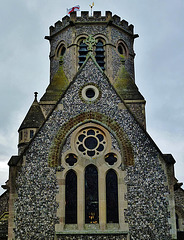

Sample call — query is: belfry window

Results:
[78,41,88,67]
[65,170,77,224]
[78,38,105,70]
[85,165,99,223]
[95,40,105,70]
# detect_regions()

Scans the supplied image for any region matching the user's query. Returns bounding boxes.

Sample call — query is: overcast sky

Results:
[0,0,184,195]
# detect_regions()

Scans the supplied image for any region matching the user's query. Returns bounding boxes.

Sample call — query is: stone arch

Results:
[116,39,129,58]
[48,112,134,167]
[55,40,66,58]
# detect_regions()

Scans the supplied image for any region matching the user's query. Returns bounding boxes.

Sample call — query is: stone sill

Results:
[56,230,129,235]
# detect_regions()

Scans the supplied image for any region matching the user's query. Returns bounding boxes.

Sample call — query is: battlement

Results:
[49,11,134,36]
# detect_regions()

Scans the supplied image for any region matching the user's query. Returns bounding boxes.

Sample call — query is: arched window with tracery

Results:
[85,164,99,224]
[106,169,119,223]
[56,122,128,232]
[78,37,105,70]
[65,170,77,224]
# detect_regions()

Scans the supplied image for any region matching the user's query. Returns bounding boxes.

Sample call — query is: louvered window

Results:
[95,40,105,70]
[78,41,88,67]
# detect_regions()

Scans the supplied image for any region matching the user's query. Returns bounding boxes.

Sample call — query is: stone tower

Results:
[5,11,182,240]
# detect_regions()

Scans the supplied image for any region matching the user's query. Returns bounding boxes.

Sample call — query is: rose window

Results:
[76,128,106,157]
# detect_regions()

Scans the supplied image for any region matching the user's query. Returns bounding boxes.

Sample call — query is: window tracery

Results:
[56,122,128,232]
[77,36,105,70]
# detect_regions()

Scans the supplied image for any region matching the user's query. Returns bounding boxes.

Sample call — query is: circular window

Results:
[81,85,99,102]
[86,88,95,98]
[76,128,106,157]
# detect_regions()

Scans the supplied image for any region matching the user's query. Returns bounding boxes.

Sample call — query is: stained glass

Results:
[85,165,99,223]
[106,170,119,223]
[65,170,77,224]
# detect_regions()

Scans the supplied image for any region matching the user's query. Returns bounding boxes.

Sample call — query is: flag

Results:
[67,5,80,15]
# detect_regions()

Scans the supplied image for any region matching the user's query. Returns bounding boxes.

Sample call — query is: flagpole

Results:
[89,2,94,16]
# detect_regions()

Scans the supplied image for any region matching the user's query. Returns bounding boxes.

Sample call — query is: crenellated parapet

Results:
[48,11,136,37]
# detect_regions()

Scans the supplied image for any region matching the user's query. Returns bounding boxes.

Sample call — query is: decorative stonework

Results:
[48,112,134,168]
[14,50,172,239]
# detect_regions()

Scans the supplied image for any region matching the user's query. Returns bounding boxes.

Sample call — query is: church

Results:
[0,10,184,240]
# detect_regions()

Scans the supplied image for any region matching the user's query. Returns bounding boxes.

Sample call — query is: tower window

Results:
[78,41,88,67]
[95,40,105,70]
[19,131,23,141]
[56,44,66,58]
[117,41,128,58]
[85,165,99,223]
[118,45,124,55]
[30,130,34,139]
[65,170,77,224]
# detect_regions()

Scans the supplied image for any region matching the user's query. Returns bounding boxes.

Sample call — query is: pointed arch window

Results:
[65,170,77,224]
[95,40,105,70]
[78,38,105,70]
[78,41,88,67]
[106,169,119,223]
[85,165,99,223]
[56,43,66,58]
[57,123,128,232]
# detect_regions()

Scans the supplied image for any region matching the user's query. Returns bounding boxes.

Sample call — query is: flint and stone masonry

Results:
[0,10,183,240]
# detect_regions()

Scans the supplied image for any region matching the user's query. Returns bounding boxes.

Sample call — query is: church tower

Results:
[6,11,180,240]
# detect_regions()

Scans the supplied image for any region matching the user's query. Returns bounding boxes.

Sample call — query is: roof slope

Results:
[40,63,69,102]
[18,94,45,131]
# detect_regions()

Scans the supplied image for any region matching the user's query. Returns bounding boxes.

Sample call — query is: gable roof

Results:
[13,53,174,169]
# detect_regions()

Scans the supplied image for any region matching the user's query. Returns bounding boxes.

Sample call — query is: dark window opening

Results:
[106,170,119,223]
[118,45,124,55]
[85,165,99,223]
[65,153,77,166]
[78,41,88,67]
[176,213,179,230]
[60,46,66,56]
[84,136,98,149]
[19,131,23,141]
[65,170,77,224]
[30,130,34,139]
[95,40,105,70]
[57,45,66,57]
[105,153,117,165]
[86,89,95,99]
